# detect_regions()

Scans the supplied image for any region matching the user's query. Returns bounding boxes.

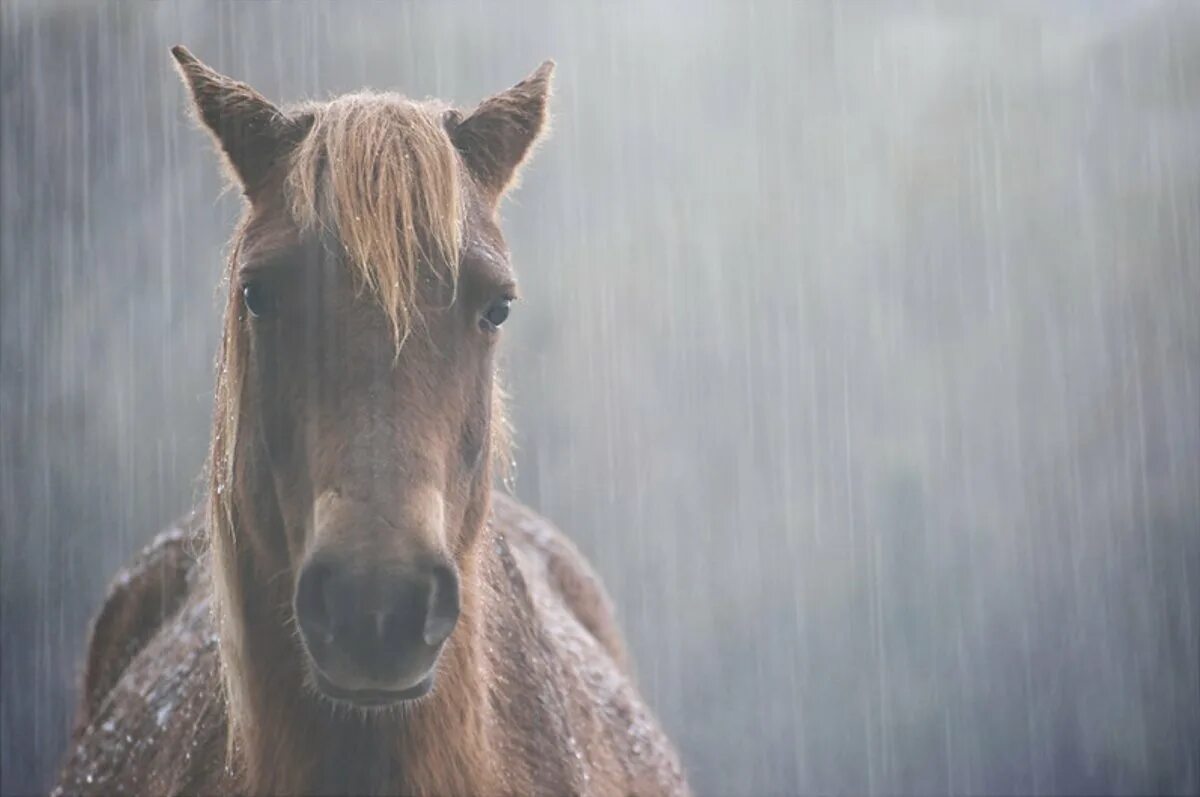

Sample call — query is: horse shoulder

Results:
[490,490,630,672]
[488,494,690,796]
[74,511,203,735]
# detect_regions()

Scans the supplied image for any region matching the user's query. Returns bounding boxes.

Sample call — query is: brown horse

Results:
[54,47,688,796]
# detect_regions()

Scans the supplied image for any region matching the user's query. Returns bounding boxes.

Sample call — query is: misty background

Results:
[2,1,1198,794]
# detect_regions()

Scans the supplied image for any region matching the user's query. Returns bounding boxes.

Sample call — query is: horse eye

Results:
[242,281,273,318]
[481,298,511,329]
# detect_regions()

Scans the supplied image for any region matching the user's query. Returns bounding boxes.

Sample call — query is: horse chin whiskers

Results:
[293,632,438,719]
[300,663,432,722]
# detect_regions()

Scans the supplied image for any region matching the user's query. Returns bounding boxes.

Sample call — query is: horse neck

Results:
[221,489,499,796]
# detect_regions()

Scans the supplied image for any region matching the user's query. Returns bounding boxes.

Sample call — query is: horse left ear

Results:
[170,45,309,194]
[448,61,555,202]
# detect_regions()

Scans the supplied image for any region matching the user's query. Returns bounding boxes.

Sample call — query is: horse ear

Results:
[449,61,555,201]
[170,45,308,193]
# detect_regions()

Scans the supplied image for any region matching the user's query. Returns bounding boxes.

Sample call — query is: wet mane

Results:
[286,93,463,346]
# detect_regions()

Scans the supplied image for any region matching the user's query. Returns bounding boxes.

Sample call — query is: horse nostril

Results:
[295,559,335,642]
[423,564,460,646]
[296,554,460,684]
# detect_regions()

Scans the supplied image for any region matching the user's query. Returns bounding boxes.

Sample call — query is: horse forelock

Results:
[285,92,464,349]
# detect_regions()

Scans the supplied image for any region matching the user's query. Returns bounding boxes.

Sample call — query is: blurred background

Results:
[2,1,1198,794]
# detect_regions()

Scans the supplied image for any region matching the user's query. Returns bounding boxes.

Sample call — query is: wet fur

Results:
[57,497,684,795]
[56,48,687,796]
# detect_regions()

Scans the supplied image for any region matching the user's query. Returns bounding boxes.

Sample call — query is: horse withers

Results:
[54,47,689,796]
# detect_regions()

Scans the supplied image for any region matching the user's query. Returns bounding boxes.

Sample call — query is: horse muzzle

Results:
[293,551,460,706]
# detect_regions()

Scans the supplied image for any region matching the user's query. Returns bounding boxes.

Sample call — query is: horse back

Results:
[57,512,230,796]
[74,512,203,734]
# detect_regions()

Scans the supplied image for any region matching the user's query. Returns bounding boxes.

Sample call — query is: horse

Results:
[53,46,689,796]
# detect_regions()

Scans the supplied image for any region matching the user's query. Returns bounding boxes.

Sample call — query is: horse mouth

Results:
[313,671,434,707]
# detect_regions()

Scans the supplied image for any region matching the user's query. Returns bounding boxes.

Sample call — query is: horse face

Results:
[235,200,514,703]
[173,47,551,707]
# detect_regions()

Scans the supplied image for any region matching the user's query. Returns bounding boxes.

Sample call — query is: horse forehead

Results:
[235,176,511,281]
[237,218,508,276]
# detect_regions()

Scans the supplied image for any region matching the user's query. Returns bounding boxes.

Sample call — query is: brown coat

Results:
[55,494,688,795]
[55,47,689,797]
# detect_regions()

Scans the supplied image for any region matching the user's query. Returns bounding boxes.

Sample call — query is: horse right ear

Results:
[170,46,309,194]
